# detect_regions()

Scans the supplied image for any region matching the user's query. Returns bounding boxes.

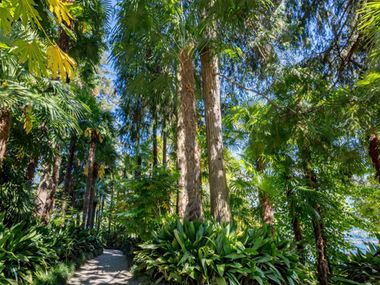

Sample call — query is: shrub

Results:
[135,220,304,285]
[0,221,57,284]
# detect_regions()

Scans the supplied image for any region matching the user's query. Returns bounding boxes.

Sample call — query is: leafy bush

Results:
[135,220,304,285]
[0,221,56,284]
[336,242,380,284]
[0,217,103,284]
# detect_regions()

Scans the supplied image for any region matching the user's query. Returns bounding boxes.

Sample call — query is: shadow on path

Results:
[66,249,138,285]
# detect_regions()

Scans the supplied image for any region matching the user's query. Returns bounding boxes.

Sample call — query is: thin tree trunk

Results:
[200,26,231,223]
[178,46,202,221]
[153,114,158,168]
[83,131,97,227]
[256,157,275,233]
[36,162,52,217]
[97,192,105,232]
[304,162,330,285]
[162,118,167,168]
[42,154,61,223]
[0,109,11,169]
[87,163,98,229]
[61,135,77,221]
[368,133,380,182]
[286,185,305,262]
[25,155,39,182]
[108,181,114,233]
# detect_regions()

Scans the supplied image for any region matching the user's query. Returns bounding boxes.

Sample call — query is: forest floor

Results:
[66,249,137,285]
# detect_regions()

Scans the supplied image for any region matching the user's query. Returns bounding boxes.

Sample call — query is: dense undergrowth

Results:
[0,218,103,284]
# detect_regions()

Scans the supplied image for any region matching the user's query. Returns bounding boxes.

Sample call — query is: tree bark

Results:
[162,118,167,168]
[42,154,61,224]
[0,109,11,169]
[63,135,77,196]
[304,162,330,285]
[25,155,38,182]
[83,131,97,227]
[177,46,203,221]
[153,114,158,168]
[200,29,231,223]
[87,163,98,229]
[36,162,52,217]
[286,185,305,262]
[256,157,275,233]
[368,133,380,182]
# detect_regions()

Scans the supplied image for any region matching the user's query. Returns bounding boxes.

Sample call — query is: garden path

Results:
[66,249,137,285]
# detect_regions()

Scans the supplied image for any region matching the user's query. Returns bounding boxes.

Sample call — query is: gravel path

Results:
[66,249,137,285]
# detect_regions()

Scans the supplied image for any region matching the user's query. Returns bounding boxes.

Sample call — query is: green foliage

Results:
[135,220,305,285]
[0,218,103,284]
[117,169,177,239]
[335,242,380,285]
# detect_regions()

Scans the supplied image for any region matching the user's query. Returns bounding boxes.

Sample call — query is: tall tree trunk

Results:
[87,163,98,229]
[61,135,77,221]
[25,155,38,182]
[162,118,167,168]
[153,114,158,168]
[42,154,61,223]
[368,133,380,182]
[304,161,330,285]
[256,157,275,233]
[36,162,52,217]
[0,109,11,169]
[286,185,305,262]
[200,25,231,223]
[177,46,202,221]
[108,181,114,233]
[83,131,97,227]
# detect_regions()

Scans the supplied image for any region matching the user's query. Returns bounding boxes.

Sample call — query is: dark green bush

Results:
[135,220,305,285]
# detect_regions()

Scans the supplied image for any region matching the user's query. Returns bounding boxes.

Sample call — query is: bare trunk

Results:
[42,154,61,223]
[162,118,167,168]
[83,131,97,227]
[25,155,38,182]
[286,187,305,262]
[36,162,52,217]
[256,157,274,233]
[108,182,114,233]
[153,115,158,168]
[87,163,98,229]
[0,109,11,169]
[177,46,202,220]
[304,161,330,285]
[201,33,231,223]
[368,133,380,182]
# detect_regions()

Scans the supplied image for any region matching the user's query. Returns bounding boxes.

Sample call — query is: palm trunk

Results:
[177,46,202,221]
[87,163,98,229]
[153,114,158,168]
[108,181,114,233]
[286,186,305,262]
[83,131,97,227]
[304,162,330,285]
[368,133,380,182]
[256,157,275,233]
[36,162,52,217]
[0,109,11,169]
[25,155,38,182]
[200,28,231,223]
[42,154,61,223]
[162,118,167,168]
[61,135,77,221]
